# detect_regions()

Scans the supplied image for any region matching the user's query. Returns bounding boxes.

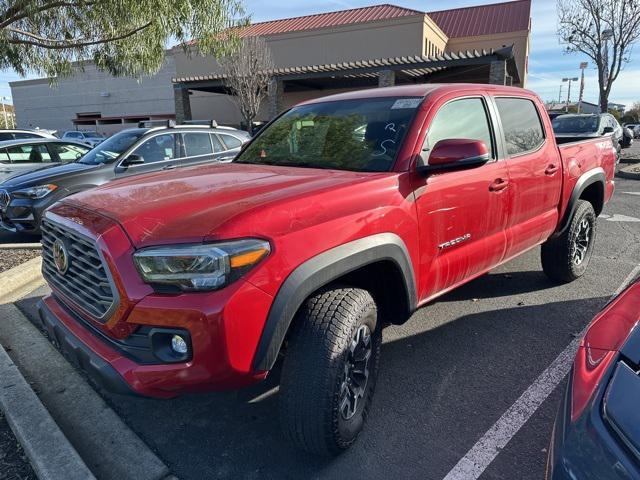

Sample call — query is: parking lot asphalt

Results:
[12,176,640,480]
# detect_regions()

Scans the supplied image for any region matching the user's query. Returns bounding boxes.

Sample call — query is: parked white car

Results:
[61,130,105,147]
[0,129,57,141]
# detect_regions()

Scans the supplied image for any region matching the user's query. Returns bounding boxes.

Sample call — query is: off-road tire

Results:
[279,287,381,456]
[541,200,597,283]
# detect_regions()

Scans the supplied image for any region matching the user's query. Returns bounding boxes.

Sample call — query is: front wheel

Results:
[541,200,597,283]
[279,287,381,456]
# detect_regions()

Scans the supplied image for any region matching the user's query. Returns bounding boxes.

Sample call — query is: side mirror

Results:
[603,126,614,134]
[417,139,490,174]
[122,154,145,166]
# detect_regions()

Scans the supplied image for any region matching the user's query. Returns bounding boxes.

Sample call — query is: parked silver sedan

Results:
[0,138,90,182]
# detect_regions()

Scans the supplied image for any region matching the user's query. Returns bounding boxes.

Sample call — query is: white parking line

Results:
[442,264,640,480]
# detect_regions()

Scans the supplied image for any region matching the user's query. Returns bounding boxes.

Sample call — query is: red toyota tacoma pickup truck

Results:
[36,84,615,455]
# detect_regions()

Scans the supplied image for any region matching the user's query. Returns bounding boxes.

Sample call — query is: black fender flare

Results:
[251,233,417,371]
[554,167,605,237]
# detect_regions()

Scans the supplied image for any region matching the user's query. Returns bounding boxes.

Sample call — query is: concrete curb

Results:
[0,257,45,305]
[0,243,42,250]
[618,164,640,180]
[0,302,171,480]
[0,327,96,480]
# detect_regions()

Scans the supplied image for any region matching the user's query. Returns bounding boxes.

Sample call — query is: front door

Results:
[414,96,510,301]
[117,132,181,177]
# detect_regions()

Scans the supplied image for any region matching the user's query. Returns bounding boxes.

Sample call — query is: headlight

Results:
[12,184,58,199]
[133,239,270,291]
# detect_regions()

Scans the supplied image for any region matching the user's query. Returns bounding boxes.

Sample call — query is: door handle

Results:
[162,165,177,170]
[545,164,559,175]
[489,178,509,192]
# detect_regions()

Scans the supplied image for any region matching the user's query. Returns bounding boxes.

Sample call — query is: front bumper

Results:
[38,282,273,398]
[0,194,55,234]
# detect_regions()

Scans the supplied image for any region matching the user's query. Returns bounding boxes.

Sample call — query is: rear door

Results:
[179,131,216,167]
[415,94,510,299]
[491,96,563,259]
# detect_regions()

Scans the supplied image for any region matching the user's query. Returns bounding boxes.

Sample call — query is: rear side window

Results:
[6,144,52,163]
[425,98,494,159]
[183,132,213,157]
[219,134,243,150]
[495,98,545,156]
[0,133,13,141]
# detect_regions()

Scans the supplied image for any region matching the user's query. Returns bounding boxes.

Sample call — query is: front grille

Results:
[0,189,9,208]
[41,218,116,321]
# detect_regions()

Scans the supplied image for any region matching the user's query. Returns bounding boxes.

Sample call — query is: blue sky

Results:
[1,0,638,108]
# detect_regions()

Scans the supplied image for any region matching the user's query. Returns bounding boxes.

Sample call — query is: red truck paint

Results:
[39,84,616,398]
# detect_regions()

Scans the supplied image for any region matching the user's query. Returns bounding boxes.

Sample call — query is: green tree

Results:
[0,0,246,78]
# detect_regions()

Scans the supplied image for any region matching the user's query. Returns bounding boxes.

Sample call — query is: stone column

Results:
[378,69,396,88]
[489,61,507,85]
[268,78,284,119]
[173,84,192,123]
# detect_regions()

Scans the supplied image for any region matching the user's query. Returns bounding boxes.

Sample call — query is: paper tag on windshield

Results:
[391,98,422,110]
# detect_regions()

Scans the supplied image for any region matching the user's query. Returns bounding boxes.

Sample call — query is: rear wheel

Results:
[279,287,381,456]
[541,200,597,283]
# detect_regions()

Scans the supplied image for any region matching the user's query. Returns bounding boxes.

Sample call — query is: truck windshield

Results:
[552,116,599,134]
[78,131,145,165]
[234,97,422,172]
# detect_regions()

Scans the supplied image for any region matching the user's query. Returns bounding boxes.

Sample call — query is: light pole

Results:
[0,96,8,128]
[562,77,579,112]
[558,84,564,103]
[578,62,588,114]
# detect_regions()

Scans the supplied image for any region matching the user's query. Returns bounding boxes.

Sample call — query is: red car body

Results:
[36,84,616,398]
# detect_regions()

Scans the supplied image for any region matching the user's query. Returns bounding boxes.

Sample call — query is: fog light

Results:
[171,335,188,354]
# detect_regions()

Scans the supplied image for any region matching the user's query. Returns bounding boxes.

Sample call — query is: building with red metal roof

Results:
[11,1,532,132]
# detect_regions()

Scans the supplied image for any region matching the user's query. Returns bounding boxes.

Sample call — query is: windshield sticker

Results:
[391,98,422,110]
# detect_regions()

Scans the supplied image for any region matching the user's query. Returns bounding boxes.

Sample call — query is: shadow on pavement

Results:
[13,279,608,480]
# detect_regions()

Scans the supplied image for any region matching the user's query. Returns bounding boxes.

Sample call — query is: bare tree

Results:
[220,36,274,133]
[558,0,640,112]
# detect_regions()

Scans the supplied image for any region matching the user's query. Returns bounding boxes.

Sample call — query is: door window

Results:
[210,134,225,153]
[132,134,177,164]
[219,134,243,150]
[183,132,213,157]
[6,144,52,163]
[0,149,9,162]
[495,98,545,156]
[425,98,494,159]
[49,143,90,162]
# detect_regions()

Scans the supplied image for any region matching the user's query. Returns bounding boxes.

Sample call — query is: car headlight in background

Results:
[133,239,270,291]
[12,184,58,199]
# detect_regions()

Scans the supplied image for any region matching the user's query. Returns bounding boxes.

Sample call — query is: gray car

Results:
[0,123,249,234]
[0,138,90,182]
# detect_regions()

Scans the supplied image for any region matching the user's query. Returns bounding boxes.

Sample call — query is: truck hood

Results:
[1,162,99,188]
[64,162,384,247]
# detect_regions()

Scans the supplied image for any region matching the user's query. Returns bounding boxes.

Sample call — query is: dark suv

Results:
[0,123,250,234]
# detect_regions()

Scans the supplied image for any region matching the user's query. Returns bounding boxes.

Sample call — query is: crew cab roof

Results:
[297,83,536,106]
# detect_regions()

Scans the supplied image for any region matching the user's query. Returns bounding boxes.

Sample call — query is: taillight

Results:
[570,344,617,421]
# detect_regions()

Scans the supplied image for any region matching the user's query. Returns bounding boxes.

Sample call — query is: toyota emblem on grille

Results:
[52,239,70,275]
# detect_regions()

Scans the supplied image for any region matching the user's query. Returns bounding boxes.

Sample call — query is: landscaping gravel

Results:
[0,250,41,275]
[0,410,37,480]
